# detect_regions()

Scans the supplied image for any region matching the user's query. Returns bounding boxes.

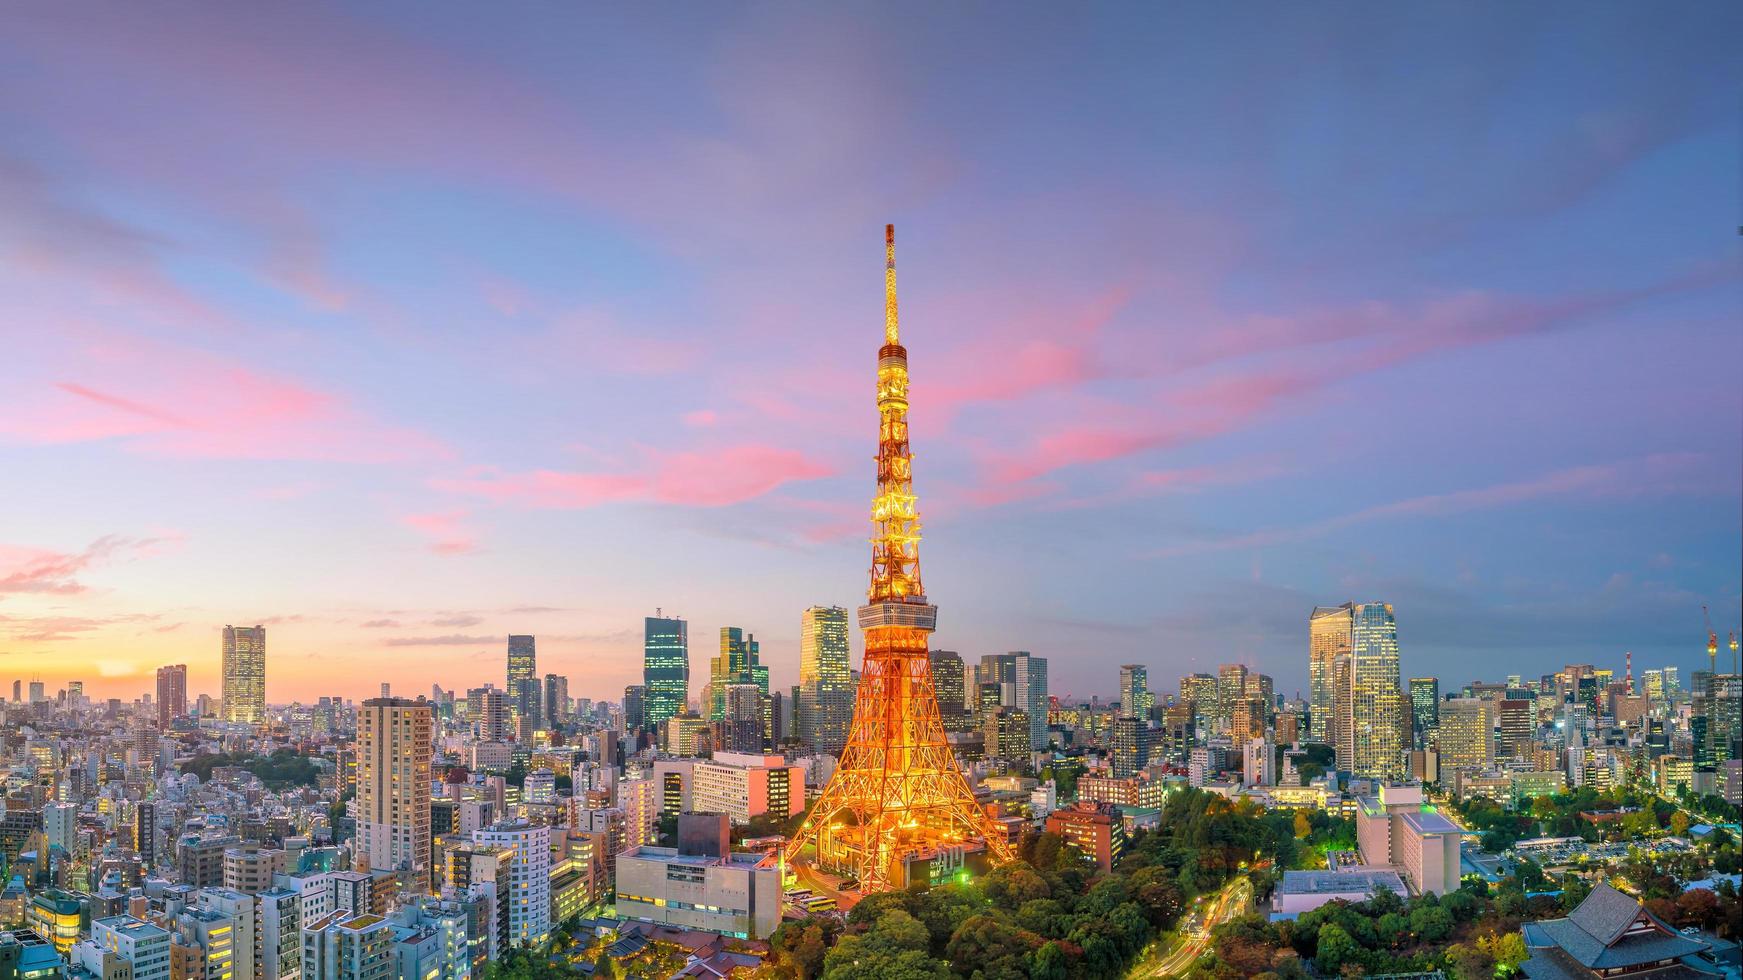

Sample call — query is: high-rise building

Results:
[1497,698,1533,759]
[1119,665,1153,720]
[984,707,1032,761]
[1341,603,1407,779]
[220,625,266,724]
[928,651,968,726]
[156,665,188,729]
[1109,716,1155,778]
[542,674,568,728]
[506,635,538,731]
[797,606,853,754]
[710,627,767,721]
[472,821,550,948]
[1309,604,1354,742]
[982,652,1049,750]
[357,697,433,891]
[1216,663,1249,729]
[642,614,688,732]
[1439,697,1493,771]
[622,684,647,733]
[784,225,1014,891]
[1179,673,1217,727]
[1409,677,1439,750]
[1243,672,1274,720]
[468,685,507,741]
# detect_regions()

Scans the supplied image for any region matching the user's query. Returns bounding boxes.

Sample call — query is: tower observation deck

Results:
[783,226,1014,892]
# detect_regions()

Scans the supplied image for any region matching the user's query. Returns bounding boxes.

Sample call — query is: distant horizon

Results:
[3,7,1738,705]
[8,613,1729,706]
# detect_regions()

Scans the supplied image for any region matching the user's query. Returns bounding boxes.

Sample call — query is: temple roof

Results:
[1520,882,1712,975]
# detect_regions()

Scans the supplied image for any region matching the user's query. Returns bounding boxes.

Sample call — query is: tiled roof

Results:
[1568,882,1647,944]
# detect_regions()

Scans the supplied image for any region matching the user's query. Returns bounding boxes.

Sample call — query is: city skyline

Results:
[3,6,1741,702]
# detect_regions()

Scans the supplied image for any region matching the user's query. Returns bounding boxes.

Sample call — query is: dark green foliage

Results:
[179,749,321,789]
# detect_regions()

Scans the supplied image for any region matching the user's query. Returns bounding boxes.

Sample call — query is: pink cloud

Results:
[0,534,178,595]
[682,409,719,428]
[1,335,449,463]
[400,510,479,555]
[433,444,833,510]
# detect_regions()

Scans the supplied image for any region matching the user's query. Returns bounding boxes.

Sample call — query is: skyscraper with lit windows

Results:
[709,627,767,721]
[1309,604,1353,742]
[1409,677,1439,750]
[1119,665,1153,720]
[642,613,688,732]
[506,635,539,731]
[357,696,433,891]
[798,606,853,754]
[1338,603,1407,779]
[220,625,265,724]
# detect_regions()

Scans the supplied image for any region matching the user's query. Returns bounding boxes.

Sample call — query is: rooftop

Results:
[1280,869,1405,897]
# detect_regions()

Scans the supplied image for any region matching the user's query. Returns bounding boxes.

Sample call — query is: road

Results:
[792,862,862,913]
[1135,875,1251,977]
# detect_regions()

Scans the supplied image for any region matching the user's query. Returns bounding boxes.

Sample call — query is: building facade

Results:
[642,614,689,733]
[357,697,433,891]
[220,625,266,724]
[797,605,853,754]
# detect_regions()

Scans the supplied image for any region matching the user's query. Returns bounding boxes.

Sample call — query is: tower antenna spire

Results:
[785,224,1012,892]
[884,224,899,346]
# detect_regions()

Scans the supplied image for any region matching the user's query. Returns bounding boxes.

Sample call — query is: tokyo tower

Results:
[783,225,1014,892]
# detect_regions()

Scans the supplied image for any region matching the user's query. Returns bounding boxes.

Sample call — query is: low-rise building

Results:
[614,841,780,941]
[1043,801,1126,873]
[1273,869,1406,918]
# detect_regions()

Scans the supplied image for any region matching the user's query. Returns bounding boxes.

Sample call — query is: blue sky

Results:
[0,3,1738,702]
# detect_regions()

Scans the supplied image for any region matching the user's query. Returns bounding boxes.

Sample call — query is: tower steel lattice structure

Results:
[784,225,1014,892]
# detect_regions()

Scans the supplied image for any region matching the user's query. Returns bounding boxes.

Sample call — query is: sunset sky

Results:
[2,5,1739,704]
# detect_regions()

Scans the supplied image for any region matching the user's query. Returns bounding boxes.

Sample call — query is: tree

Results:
[1444,942,1494,980]
[1313,923,1360,975]
[1670,811,1690,837]
[1409,904,1454,943]
[1028,941,1069,980]
[1294,811,1312,839]
[1477,932,1527,970]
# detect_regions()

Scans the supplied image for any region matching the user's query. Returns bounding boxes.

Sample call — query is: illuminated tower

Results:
[785,225,1013,891]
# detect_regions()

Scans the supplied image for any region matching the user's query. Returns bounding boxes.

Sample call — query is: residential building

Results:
[256,887,301,980]
[357,697,433,891]
[92,916,170,980]
[301,911,392,980]
[471,821,550,948]
[156,665,188,729]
